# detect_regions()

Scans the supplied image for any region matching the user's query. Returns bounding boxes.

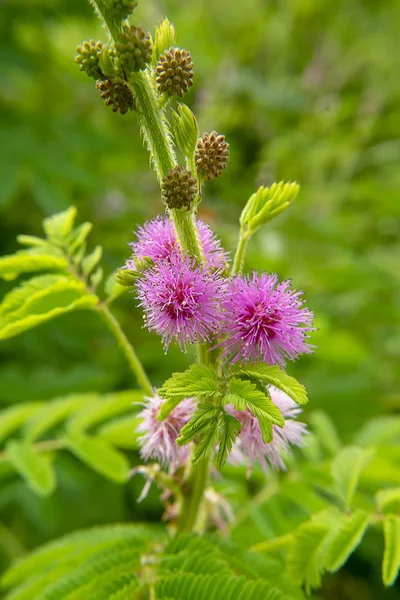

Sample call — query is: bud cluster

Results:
[156,47,194,97]
[75,40,103,79]
[115,24,152,74]
[195,131,230,180]
[96,79,135,114]
[106,0,138,21]
[161,166,197,210]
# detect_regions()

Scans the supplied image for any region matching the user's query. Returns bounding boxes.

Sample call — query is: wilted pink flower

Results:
[228,386,307,473]
[220,273,314,366]
[129,216,227,269]
[136,253,226,349]
[137,395,195,467]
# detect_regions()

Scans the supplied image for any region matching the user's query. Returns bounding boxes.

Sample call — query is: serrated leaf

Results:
[67,222,93,254]
[192,416,220,465]
[239,364,308,405]
[224,377,283,443]
[0,403,43,444]
[158,364,220,419]
[382,515,400,586]
[104,273,126,301]
[376,488,400,514]
[6,441,56,496]
[215,412,241,470]
[177,402,220,447]
[0,249,67,281]
[65,433,130,483]
[23,394,97,442]
[43,206,77,242]
[309,411,341,456]
[82,245,102,276]
[0,275,98,340]
[331,446,375,508]
[325,510,370,572]
[66,391,141,434]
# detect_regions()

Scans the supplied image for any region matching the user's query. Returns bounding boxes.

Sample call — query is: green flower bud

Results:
[75,40,104,79]
[172,104,199,158]
[156,47,194,98]
[96,79,135,115]
[195,131,229,180]
[115,269,141,286]
[161,166,197,210]
[152,17,176,66]
[115,25,152,74]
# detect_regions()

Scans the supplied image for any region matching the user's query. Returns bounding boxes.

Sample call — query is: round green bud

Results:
[106,0,138,21]
[75,40,104,79]
[161,166,197,210]
[115,25,152,74]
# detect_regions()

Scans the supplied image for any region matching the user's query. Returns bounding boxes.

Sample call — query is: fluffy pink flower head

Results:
[136,253,226,349]
[137,395,195,467]
[128,216,227,269]
[221,273,314,366]
[228,386,307,473]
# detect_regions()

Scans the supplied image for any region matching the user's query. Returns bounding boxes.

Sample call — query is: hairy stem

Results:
[170,208,204,259]
[98,305,153,397]
[177,457,209,532]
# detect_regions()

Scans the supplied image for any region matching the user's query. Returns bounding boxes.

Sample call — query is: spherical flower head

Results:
[221,273,314,366]
[136,253,227,349]
[129,216,227,270]
[228,386,307,473]
[137,395,195,467]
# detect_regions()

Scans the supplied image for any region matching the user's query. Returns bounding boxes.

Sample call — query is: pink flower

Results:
[136,253,226,349]
[220,273,314,366]
[228,386,307,473]
[129,216,227,269]
[137,395,195,467]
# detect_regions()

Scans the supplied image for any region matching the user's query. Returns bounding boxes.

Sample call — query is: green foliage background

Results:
[1,0,400,597]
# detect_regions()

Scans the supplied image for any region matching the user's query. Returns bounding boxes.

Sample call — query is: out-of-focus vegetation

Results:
[1,0,400,597]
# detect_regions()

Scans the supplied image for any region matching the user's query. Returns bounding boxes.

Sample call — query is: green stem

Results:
[98,305,153,397]
[130,71,176,181]
[231,230,249,275]
[170,208,204,259]
[177,458,209,532]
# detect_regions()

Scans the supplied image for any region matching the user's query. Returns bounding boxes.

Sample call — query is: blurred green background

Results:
[1,0,400,597]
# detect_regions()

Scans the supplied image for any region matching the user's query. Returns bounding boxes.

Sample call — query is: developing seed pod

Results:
[161,166,197,210]
[106,0,138,21]
[115,25,152,74]
[195,131,230,180]
[96,79,135,115]
[156,47,194,97]
[75,40,104,79]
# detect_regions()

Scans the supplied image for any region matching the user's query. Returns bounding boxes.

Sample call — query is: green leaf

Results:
[239,364,308,405]
[67,222,93,255]
[0,249,67,281]
[177,402,220,444]
[287,511,338,594]
[216,412,241,470]
[192,415,220,465]
[6,441,56,496]
[382,515,400,586]
[331,446,375,507]
[172,104,199,158]
[66,391,141,434]
[240,182,299,234]
[16,235,50,247]
[224,377,284,443]
[43,206,77,242]
[309,411,341,456]
[0,275,98,340]
[152,17,176,66]
[376,488,400,515]
[23,394,97,442]
[325,510,370,572]
[158,364,220,419]
[355,416,400,447]
[65,433,130,483]
[82,245,102,275]
[97,415,142,449]
[104,273,127,301]
[0,403,43,444]
[90,266,103,288]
